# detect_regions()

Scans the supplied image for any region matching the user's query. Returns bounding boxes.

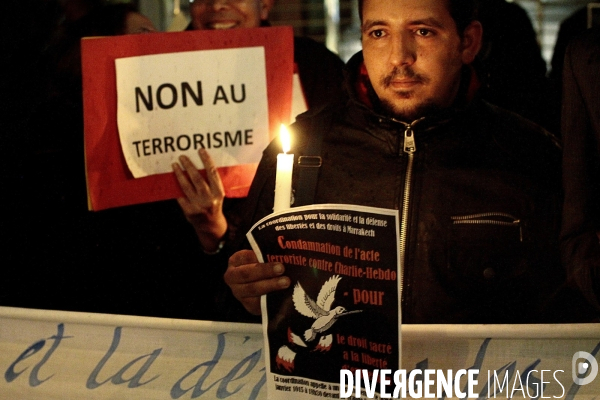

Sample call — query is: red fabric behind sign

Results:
[82,27,294,211]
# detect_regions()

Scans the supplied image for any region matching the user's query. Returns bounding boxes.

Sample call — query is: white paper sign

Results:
[115,47,269,178]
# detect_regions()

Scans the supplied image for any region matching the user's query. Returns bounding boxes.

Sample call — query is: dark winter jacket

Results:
[236,52,564,324]
[560,27,600,316]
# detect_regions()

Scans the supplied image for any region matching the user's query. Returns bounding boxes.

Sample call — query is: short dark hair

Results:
[448,0,478,33]
[358,0,478,35]
[84,3,139,36]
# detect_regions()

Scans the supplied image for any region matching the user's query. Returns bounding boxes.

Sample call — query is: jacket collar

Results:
[344,51,481,132]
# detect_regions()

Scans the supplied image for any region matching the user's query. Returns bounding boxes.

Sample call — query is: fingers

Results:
[172,149,225,200]
[226,250,290,290]
[198,149,225,197]
[228,249,259,266]
[178,153,211,197]
[225,250,291,315]
[172,162,198,203]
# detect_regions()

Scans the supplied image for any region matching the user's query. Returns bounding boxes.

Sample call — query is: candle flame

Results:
[280,124,291,154]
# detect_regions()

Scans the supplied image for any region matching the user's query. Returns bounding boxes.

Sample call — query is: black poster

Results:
[247,204,401,399]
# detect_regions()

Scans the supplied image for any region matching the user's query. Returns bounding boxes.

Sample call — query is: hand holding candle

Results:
[273,124,294,212]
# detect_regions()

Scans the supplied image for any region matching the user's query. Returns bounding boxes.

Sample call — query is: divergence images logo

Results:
[572,351,599,386]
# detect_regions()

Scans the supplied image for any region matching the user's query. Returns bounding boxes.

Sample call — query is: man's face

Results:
[189,0,271,30]
[361,0,480,121]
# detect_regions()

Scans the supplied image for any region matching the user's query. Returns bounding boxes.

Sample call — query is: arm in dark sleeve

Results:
[560,31,600,312]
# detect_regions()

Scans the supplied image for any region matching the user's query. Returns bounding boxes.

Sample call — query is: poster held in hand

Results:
[247,203,401,399]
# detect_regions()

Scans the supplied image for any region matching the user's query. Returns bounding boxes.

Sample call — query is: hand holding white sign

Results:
[82,27,295,210]
[172,148,228,253]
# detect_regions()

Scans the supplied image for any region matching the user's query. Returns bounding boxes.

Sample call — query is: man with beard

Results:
[221,0,566,323]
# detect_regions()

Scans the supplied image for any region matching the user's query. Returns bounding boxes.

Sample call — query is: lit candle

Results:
[273,124,293,212]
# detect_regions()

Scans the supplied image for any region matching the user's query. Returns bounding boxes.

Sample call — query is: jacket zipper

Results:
[451,212,523,242]
[397,117,423,314]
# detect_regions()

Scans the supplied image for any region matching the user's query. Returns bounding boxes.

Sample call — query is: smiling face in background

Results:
[360,0,481,121]
[189,0,272,30]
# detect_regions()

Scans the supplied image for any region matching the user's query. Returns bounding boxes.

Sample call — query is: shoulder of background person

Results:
[292,36,346,109]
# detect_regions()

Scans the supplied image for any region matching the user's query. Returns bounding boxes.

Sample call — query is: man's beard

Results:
[378,66,440,122]
[379,97,441,123]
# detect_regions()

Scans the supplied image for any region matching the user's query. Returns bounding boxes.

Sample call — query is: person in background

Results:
[86,3,157,34]
[1,0,64,281]
[3,3,211,320]
[548,5,591,141]
[560,27,600,320]
[185,0,345,112]
[474,0,556,134]
[173,0,345,258]
[550,6,588,104]
[221,0,566,323]
[37,3,155,152]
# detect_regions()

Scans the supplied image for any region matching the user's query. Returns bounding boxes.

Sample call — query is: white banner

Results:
[0,307,599,399]
[115,47,269,178]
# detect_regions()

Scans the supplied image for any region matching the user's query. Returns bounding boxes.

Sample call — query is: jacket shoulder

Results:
[292,37,345,109]
[293,36,344,66]
[567,27,600,58]
[289,102,344,150]
[474,101,561,187]
[478,100,560,155]
[257,104,339,164]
